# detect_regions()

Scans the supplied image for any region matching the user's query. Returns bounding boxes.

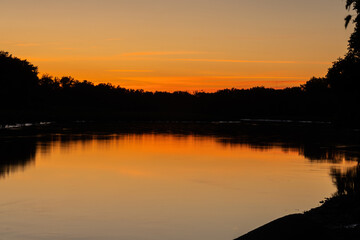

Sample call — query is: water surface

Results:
[0,131,357,240]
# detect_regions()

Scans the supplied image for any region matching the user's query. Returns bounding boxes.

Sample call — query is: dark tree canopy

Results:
[345,0,360,57]
[0,51,39,106]
[324,0,360,114]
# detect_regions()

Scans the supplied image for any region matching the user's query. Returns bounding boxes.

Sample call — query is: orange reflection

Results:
[0,134,356,240]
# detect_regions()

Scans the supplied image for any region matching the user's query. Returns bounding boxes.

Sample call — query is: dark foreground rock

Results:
[235,194,360,240]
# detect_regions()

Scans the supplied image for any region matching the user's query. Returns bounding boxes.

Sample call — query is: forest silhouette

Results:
[1,0,359,125]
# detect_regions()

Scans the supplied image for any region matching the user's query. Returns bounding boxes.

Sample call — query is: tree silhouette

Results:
[331,165,360,196]
[0,51,39,108]
[317,0,360,124]
[301,77,329,93]
[345,0,360,57]
[1,1,360,124]
[327,0,360,89]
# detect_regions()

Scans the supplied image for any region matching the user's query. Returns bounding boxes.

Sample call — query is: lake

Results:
[0,123,358,240]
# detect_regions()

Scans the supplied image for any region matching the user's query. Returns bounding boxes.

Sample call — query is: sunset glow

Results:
[2,133,355,239]
[1,0,351,91]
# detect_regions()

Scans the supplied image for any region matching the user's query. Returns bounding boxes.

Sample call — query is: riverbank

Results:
[235,194,360,240]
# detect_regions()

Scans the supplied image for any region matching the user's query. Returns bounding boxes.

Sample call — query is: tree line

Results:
[1,1,359,124]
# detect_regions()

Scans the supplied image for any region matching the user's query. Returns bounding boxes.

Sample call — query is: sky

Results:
[0,0,354,91]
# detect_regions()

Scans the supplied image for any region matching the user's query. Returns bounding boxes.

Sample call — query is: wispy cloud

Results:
[116,75,307,82]
[14,43,40,47]
[175,59,331,65]
[204,76,305,79]
[122,51,204,57]
[106,69,154,73]
[106,38,122,41]
[28,56,123,62]
[27,54,330,66]
[58,47,78,50]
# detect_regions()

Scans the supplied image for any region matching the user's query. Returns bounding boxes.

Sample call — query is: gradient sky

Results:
[0,0,354,91]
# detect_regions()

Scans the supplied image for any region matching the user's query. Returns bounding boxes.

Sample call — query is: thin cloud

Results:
[58,47,78,50]
[14,43,40,47]
[106,69,154,73]
[175,59,331,65]
[205,76,305,79]
[116,75,307,82]
[106,38,122,41]
[28,56,123,62]
[122,51,205,57]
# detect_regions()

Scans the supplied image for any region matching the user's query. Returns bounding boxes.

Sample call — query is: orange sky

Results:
[0,0,353,91]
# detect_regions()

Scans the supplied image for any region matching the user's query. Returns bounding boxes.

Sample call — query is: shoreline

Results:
[0,118,333,130]
[235,194,360,240]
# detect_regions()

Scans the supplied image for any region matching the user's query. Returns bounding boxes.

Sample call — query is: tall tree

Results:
[320,1,360,124]
[345,0,360,57]
[326,0,360,90]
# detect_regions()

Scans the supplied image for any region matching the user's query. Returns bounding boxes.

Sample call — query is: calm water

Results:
[0,131,357,240]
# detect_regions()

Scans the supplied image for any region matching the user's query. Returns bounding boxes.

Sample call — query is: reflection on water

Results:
[331,165,360,196]
[0,124,359,240]
[0,139,36,177]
